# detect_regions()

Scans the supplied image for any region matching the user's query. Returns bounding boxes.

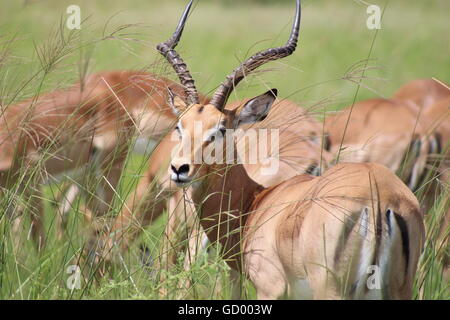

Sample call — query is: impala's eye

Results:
[207,128,225,143]
[174,125,182,140]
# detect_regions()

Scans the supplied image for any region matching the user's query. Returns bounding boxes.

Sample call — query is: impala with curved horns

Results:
[88,0,332,282]
[88,96,333,281]
[148,0,425,299]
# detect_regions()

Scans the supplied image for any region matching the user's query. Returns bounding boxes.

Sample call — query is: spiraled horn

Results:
[209,0,302,110]
[156,0,199,104]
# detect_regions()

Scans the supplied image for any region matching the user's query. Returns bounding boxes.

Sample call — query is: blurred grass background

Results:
[0,0,448,299]
[1,0,449,108]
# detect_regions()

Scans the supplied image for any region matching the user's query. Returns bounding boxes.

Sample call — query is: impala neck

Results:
[191,157,264,271]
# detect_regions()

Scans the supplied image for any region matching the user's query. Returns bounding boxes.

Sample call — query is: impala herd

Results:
[0,0,448,299]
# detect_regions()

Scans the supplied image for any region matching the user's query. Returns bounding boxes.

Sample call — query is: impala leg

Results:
[7,202,27,251]
[247,252,288,300]
[84,148,126,217]
[182,223,207,277]
[163,190,197,265]
[229,269,243,300]
[51,142,127,240]
[50,156,119,242]
[2,183,24,248]
[158,190,185,289]
[1,172,45,250]
[158,188,201,297]
[54,183,81,240]
[86,169,167,273]
[27,186,46,250]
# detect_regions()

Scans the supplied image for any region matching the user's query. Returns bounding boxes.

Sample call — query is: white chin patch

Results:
[170,173,191,187]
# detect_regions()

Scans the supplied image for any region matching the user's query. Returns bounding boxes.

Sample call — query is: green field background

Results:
[1,0,449,109]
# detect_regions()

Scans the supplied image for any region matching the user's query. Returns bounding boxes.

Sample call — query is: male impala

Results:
[133,0,424,299]
[0,68,212,247]
[90,97,332,273]
[88,1,332,277]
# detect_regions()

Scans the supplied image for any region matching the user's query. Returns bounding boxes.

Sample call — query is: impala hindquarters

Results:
[393,79,449,206]
[394,78,449,110]
[324,80,449,295]
[324,97,446,195]
[244,162,425,299]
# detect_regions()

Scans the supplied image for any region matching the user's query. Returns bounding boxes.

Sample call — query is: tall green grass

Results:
[0,0,448,299]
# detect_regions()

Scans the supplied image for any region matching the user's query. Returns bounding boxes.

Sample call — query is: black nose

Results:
[171,164,190,175]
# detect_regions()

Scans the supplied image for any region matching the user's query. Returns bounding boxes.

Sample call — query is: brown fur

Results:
[244,162,424,299]
[325,79,449,288]
[146,83,426,299]
[0,70,202,247]
[325,84,449,194]
[393,78,449,111]
[325,98,428,174]
[164,97,425,299]
[93,99,333,274]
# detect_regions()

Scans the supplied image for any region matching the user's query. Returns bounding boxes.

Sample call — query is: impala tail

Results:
[399,133,441,191]
[340,204,423,300]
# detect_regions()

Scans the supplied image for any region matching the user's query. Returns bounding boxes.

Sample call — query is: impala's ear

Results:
[235,89,277,127]
[167,88,188,116]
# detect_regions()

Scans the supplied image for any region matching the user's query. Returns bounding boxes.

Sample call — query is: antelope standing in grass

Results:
[396,80,449,278]
[89,1,332,281]
[325,78,449,195]
[90,96,332,275]
[0,69,210,247]
[393,79,449,202]
[325,98,436,191]
[324,80,449,223]
[125,0,424,299]
[89,81,332,283]
[395,81,449,246]
[325,79,449,287]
